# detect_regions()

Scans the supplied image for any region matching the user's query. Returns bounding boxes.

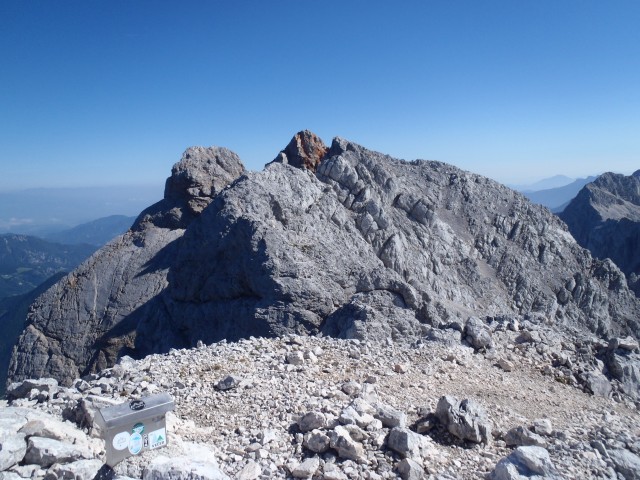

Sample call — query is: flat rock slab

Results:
[0,407,48,433]
[491,446,561,480]
[19,417,87,445]
[142,455,230,480]
[43,459,104,480]
[0,472,24,480]
[0,434,27,471]
[24,436,92,468]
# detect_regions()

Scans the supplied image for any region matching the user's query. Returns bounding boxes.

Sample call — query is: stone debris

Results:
[464,317,494,352]
[215,375,241,391]
[375,403,407,429]
[298,411,326,432]
[291,456,320,478]
[2,334,640,479]
[396,458,425,480]
[531,419,552,436]
[607,449,640,480]
[329,426,366,462]
[504,426,548,448]
[303,430,331,453]
[387,427,437,460]
[497,358,514,372]
[142,455,229,480]
[43,459,103,480]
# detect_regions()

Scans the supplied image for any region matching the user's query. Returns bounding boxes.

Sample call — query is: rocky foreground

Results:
[2,322,640,480]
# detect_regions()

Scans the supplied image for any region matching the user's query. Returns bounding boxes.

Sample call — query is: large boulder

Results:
[605,340,640,400]
[491,446,561,479]
[435,396,492,444]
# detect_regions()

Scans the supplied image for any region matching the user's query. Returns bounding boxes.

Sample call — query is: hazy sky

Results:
[1,0,639,190]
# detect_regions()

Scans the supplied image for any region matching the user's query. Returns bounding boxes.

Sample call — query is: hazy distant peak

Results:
[516,174,575,192]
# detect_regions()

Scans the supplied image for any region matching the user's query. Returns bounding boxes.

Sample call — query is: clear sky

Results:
[1,0,639,190]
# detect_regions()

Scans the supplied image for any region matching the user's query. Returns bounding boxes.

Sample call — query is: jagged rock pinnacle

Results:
[271,130,328,172]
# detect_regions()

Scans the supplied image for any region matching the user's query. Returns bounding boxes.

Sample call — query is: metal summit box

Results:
[94,392,174,466]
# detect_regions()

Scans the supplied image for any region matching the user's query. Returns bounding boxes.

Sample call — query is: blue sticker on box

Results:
[128,432,143,455]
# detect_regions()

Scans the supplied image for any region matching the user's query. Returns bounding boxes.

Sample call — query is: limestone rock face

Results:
[8,147,245,386]
[560,170,640,295]
[163,146,246,223]
[8,134,640,386]
[135,146,245,230]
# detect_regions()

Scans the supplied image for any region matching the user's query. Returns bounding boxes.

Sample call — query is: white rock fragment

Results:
[329,426,366,463]
[292,456,320,478]
[298,412,326,432]
[304,430,331,453]
[142,455,230,480]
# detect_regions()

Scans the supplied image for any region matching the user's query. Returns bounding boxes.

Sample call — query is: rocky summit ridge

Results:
[8,132,640,394]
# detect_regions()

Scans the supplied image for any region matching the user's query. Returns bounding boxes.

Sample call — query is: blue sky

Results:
[1,0,639,190]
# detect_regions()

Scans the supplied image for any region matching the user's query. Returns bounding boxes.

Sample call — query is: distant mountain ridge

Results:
[0,185,162,236]
[515,175,575,192]
[43,215,135,246]
[0,234,97,299]
[522,176,598,212]
[560,170,640,295]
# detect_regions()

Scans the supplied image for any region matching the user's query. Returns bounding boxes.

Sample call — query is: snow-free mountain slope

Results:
[560,170,640,295]
[8,133,640,388]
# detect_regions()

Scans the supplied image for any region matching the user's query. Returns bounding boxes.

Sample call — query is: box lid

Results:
[95,392,174,430]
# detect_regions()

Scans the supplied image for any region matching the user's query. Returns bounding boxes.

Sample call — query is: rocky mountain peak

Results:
[272,130,328,171]
[587,171,640,207]
[133,146,245,230]
[164,146,245,210]
[560,169,640,295]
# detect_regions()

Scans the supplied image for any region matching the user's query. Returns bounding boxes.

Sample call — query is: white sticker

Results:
[128,432,143,455]
[148,427,167,449]
[112,431,130,451]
